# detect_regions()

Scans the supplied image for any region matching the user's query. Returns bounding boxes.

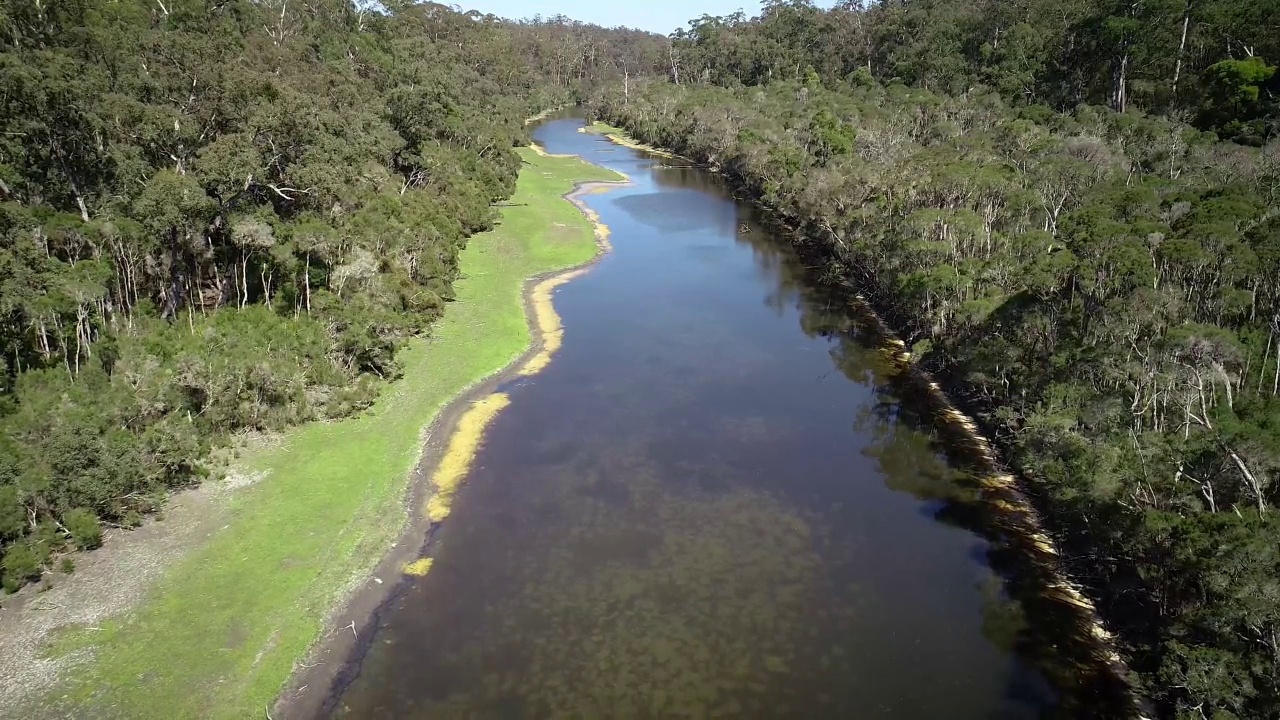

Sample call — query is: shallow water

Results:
[329,118,1066,718]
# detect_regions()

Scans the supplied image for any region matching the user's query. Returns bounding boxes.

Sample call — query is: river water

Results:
[328,118,1071,718]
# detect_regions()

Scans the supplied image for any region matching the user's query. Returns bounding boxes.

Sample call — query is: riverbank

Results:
[588,108,1151,718]
[277,153,629,719]
[2,144,624,719]
[580,121,681,159]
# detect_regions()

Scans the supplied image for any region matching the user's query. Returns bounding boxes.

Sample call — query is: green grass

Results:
[583,120,627,137]
[45,147,623,719]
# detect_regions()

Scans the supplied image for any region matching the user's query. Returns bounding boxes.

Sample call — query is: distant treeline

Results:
[668,0,1277,143]
[588,0,1280,717]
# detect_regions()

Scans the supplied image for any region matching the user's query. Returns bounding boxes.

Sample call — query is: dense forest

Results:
[0,1,666,593]
[6,0,1279,716]
[587,0,1279,717]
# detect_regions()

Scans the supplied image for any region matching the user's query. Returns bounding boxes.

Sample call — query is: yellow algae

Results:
[1028,532,1057,552]
[513,183,625,378]
[579,183,626,195]
[517,269,586,376]
[574,203,616,247]
[864,314,1141,709]
[424,392,512,523]
[975,475,1007,490]
[990,499,1019,512]
[403,558,434,576]
[1048,586,1097,611]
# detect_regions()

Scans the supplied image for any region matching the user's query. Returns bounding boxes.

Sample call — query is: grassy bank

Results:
[40,146,623,719]
[581,121,679,158]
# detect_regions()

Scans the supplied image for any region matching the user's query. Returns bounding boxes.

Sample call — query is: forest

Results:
[5,0,1279,717]
[585,0,1279,717]
[0,1,664,593]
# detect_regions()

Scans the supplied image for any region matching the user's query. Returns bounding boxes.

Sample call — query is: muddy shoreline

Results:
[272,158,629,719]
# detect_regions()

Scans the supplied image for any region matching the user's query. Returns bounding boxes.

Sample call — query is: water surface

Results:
[330,118,1061,718]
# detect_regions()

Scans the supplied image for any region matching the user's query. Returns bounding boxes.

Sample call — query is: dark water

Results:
[330,118,1063,718]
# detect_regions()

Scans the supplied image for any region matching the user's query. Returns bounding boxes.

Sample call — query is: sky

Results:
[458,1,789,35]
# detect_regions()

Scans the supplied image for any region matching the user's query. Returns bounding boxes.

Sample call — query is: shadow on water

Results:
[722,184,1143,718]
[320,116,1135,719]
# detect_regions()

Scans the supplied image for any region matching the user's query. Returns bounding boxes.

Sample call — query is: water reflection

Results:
[739,198,1136,715]
[613,191,736,234]
[325,117,1088,718]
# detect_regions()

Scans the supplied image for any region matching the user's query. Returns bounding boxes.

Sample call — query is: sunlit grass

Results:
[42,147,623,719]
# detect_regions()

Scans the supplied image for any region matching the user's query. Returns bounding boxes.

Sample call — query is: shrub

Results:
[64,508,103,550]
[1,544,43,590]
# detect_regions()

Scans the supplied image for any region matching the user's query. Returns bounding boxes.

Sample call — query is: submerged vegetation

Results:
[588,0,1280,716]
[425,391,513,524]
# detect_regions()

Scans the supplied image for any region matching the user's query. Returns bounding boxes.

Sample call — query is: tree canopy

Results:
[0,1,666,592]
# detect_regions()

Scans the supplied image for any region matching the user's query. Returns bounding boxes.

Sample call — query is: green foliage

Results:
[49,146,624,719]
[1201,57,1279,143]
[1207,57,1278,106]
[0,0,660,593]
[1,543,42,589]
[669,0,1280,134]
[63,508,101,550]
[847,66,877,89]
[807,109,856,164]
[592,8,1280,710]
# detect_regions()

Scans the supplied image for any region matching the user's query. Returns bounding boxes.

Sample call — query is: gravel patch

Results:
[0,483,232,718]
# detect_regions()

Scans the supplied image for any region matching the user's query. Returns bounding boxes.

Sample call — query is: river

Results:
[324,116,1094,718]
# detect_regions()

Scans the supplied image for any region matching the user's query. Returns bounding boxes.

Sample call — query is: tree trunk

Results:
[207,235,225,308]
[1259,328,1273,394]
[52,315,72,379]
[304,252,311,314]
[1264,345,1274,394]
[1225,445,1267,514]
[162,229,185,320]
[1172,7,1191,97]
[73,313,82,374]
[55,149,91,222]
[240,251,250,308]
[1113,49,1129,112]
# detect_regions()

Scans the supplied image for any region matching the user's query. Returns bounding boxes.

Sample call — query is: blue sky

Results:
[458,1,799,34]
